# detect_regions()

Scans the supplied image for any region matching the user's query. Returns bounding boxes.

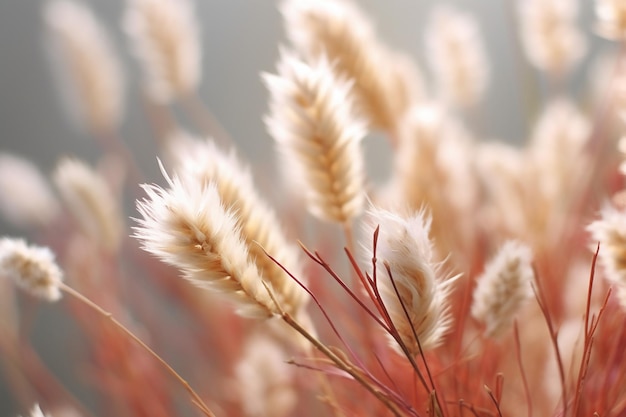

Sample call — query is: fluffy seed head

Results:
[53,158,124,252]
[264,52,366,224]
[518,0,587,75]
[365,207,454,356]
[528,99,590,205]
[424,6,489,107]
[124,0,201,103]
[165,133,308,315]
[471,241,535,338]
[235,334,297,417]
[282,0,411,130]
[134,166,277,319]
[588,205,626,287]
[595,0,626,40]
[0,238,63,302]
[0,153,60,228]
[44,0,125,133]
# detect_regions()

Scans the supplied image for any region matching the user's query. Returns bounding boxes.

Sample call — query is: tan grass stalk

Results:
[281,0,413,131]
[364,207,455,356]
[166,134,308,316]
[235,334,297,417]
[123,0,201,103]
[424,6,489,107]
[53,159,124,252]
[44,0,125,134]
[518,0,587,76]
[595,0,626,40]
[471,240,535,338]
[134,166,277,319]
[0,238,63,302]
[264,52,366,225]
[0,153,60,229]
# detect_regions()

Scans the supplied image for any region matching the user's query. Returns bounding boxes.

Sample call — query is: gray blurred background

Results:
[0,0,607,415]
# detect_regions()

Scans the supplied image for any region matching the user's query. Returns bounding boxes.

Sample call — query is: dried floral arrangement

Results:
[2,0,626,416]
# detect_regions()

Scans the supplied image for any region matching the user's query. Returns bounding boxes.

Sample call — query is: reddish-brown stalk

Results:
[572,245,605,416]
[262,248,416,416]
[514,321,533,417]
[532,276,568,416]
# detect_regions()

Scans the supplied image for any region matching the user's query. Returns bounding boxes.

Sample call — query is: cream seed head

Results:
[167,134,308,316]
[282,0,409,131]
[0,153,60,228]
[595,0,626,40]
[588,205,626,287]
[471,241,535,338]
[0,238,63,302]
[124,0,201,103]
[365,207,454,356]
[44,0,125,133]
[134,167,277,319]
[424,6,489,107]
[53,158,124,252]
[264,51,366,224]
[235,334,297,417]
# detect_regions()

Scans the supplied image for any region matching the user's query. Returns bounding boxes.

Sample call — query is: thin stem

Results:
[514,321,532,417]
[278,307,407,417]
[343,222,356,260]
[59,283,216,417]
[483,384,503,417]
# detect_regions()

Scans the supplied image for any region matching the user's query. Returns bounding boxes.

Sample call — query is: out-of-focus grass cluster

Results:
[2,0,626,416]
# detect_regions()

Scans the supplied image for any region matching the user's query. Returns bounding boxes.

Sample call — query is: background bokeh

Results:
[0,1,607,415]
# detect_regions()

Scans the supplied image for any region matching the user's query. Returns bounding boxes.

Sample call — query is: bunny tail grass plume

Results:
[167,134,308,316]
[424,6,489,108]
[588,206,626,304]
[471,240,535,338]
[365,207,455,356]
[0,238,63,302]
[44,0,125,134]
[595,0,626,40]
[134,165,277,319]
[528,99,590,205]
[53,159,124,252]
[124,0,201,103]
[518,0,587,76]
[264,51,366,225]
[281,0,411,131]
[0,153,60,228]
[235,334,297,417]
